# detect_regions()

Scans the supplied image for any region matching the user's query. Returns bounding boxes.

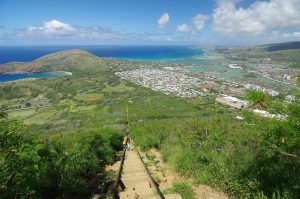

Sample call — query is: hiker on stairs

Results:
[125,134,131,151]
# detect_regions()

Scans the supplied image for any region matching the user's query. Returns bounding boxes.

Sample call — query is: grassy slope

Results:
[2,76,201,132]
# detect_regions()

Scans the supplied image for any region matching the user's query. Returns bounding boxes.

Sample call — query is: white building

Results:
[216,95,249,109]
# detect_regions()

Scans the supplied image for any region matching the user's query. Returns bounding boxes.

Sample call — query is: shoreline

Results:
[0,71,72,83]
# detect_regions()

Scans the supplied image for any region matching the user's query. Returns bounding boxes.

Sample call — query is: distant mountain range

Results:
[260,41,300,52]
[225,41,300,68]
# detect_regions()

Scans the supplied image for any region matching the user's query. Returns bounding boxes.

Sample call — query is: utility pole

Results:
[126,99,133,132]
[126,104,129,131]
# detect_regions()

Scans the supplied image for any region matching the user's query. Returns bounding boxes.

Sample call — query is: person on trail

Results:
[125,134,131,151]
[123,137,127,148]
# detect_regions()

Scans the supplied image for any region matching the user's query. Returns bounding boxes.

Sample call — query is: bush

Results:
[0,118,123,198]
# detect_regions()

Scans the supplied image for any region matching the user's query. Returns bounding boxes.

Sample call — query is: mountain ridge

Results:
[260,41,300,52]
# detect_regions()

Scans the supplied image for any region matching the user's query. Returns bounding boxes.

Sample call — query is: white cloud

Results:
[193,14,209,30]
[158,13,170,28]
[213,0,300,36]
[28,19,75,35]
[177,24,190,32]
[175,13,208,34]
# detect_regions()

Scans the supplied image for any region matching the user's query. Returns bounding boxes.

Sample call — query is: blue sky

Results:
[0,0,300,46]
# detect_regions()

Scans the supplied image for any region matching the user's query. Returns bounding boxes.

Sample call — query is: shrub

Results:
[0,118,123,198]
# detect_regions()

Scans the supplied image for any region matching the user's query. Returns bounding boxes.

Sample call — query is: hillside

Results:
[227,41,300,68]
[263,41,300,52]
[0,49,108,74]
[1,49,299,199]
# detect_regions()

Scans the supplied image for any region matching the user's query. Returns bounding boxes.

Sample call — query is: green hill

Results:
[0,50,108,74]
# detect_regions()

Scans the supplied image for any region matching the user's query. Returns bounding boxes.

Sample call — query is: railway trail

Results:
[115,145,180,199]
[105,143,228,199]
[119,146,157,199]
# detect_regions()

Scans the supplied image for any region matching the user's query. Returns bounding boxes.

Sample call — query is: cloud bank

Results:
[10,19,189,44]
[15,19,125,40]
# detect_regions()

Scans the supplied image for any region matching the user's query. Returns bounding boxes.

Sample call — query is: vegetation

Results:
[1,50,299,198]
[0,117,123,198]
[245,90,269,110]
[164,181,195,199]
[0,51,201,197]
[131,95,300,198]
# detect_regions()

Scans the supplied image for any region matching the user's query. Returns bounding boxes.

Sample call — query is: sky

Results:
[0,0,300,46]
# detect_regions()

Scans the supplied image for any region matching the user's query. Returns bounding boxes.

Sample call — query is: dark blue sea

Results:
[0,46,202,64]
[0,46,204,82]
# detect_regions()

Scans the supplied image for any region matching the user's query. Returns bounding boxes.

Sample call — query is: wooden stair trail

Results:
[119,146,159,199]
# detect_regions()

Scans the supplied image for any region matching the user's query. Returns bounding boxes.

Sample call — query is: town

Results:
[107,58,298,99]
[116,68,203,98]
[106,57,298,119]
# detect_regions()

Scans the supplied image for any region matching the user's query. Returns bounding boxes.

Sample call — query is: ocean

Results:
[0,46,203,64]
[0,71,68,82]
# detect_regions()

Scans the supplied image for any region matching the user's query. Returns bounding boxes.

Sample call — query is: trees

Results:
[0,118,123,198]
[247,98,300,198]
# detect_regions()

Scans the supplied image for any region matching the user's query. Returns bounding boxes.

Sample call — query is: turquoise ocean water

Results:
[0,72,67,83]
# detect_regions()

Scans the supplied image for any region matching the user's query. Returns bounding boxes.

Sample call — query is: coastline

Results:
[0,71,72,83]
